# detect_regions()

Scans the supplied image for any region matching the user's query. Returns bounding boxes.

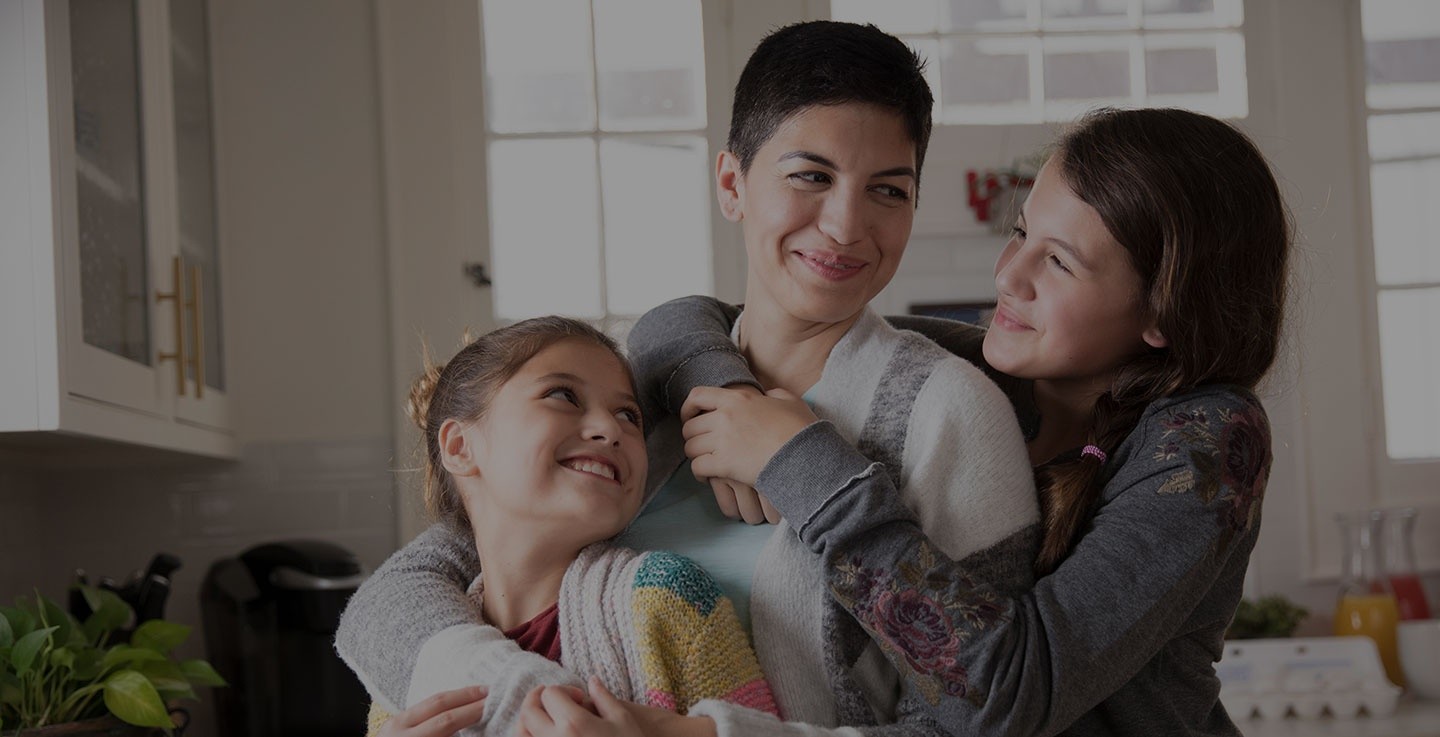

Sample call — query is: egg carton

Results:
[1215,636,1401,720]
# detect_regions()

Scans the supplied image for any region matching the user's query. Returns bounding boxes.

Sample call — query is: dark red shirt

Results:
[503,602,562,662]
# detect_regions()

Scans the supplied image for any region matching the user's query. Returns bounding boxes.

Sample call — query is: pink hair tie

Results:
[1081,445,1108,463]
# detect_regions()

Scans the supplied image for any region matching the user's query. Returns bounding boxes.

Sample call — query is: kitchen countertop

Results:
[1238,698,1440,737]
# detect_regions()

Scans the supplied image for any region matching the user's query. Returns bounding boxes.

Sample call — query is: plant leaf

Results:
[0,611,11,648]
[11,626,58,676]
[0,607,34,639]
[101,645,167,670]
[49,646,77,672]
[131,620,190,655]
[156,684,198,703]
[81,588,133,645]
[38,595,75,647]
[136,660,188,693]
[103,670,175,728]
[179,659,227,687]
[72,649,104,680]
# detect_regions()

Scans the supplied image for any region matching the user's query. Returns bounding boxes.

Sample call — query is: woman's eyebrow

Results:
[778,150,915,179]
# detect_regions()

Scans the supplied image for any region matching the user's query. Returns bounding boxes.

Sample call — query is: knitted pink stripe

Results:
[644,689,678,712]
[721,678,780,716]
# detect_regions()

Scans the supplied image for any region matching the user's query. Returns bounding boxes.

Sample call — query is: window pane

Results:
[943,37,1033,107]
[1042,0,1132,29]
[1370,158,1440,286]
[832,0,939,34]
[1368,112,1440,160]
[1377,287,1440,459]
[941,0,1030,32]
[593,0,705,131]
[599,137,711,314]
[488,139,603,318]
[1141,0,1244,27]
[1044,42,1131,101]
[1362,0,1440,108]
[482,0,595,133]
[1145,46,1218,95]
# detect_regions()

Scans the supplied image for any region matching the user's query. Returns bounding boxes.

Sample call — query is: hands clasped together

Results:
[382,677,685,737]
[681,384,820,525]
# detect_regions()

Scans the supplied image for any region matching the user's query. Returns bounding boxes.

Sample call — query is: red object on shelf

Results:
[966,168,1034,225]
[1390,573,1433,620]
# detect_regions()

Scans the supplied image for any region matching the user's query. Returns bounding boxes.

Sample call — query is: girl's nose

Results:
[584,412,622,446]
[994,238,1034,300]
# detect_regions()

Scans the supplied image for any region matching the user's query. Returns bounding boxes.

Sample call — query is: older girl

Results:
[355,317,776,736]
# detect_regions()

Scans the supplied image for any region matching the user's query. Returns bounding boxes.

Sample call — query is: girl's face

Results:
[448,339,647,550]
[982,160,1167,397]
[718,103,917,326]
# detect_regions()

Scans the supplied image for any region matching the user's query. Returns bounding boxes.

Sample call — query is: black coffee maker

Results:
[201,540,369,737]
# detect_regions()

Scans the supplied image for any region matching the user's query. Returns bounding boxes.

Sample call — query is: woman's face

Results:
[982,160,1167,395]
[449,339,647,550]
[718,103,917,326]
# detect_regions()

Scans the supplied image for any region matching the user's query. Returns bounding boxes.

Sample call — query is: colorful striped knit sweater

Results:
[361,543,778,736]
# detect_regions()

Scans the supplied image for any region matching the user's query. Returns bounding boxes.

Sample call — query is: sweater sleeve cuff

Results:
[755,421,884,543]
[665,346,763,415]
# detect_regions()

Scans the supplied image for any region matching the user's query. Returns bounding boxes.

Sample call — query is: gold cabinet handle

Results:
[154,256,186,396]
[187,264,205,399]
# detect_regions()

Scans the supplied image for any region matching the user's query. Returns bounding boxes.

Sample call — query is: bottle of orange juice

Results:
[1334,510,1404,687]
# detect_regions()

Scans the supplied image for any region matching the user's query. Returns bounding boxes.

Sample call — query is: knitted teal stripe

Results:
[633,552,722,617]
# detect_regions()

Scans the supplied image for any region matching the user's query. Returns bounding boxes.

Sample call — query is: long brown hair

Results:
[407,317,634,530]
[1034,108,1291,574]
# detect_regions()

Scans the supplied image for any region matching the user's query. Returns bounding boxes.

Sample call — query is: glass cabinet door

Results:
[170,0,225,398]
[70,0,151,366]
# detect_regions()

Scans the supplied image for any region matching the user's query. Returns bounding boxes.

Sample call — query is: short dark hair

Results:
[727,21,934,184]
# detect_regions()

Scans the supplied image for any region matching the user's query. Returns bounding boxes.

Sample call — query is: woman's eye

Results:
[1011,225,1027,241]
[1047,253,1073,274]
[789,171,832,187]
[871,184,911,202]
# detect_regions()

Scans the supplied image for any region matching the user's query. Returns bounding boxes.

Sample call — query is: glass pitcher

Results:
[1381,507,1433,620]
[1334,510,1405,687]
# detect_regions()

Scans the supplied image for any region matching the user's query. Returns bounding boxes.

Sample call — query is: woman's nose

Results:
[817,188,866,246]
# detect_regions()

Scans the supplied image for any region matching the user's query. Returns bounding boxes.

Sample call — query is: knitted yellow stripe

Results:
[632,586,768,712]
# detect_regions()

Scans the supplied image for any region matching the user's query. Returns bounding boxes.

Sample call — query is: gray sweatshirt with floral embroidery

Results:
[632,296,1265,737]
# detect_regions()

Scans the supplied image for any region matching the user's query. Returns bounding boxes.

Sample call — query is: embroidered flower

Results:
[1216,406,1269,533]
[874,588,961,673]
[1160,408,1209,431]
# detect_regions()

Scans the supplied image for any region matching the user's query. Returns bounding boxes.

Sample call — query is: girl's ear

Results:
[1142,323,1169,349]
[716,150,745,223]
[438,418,481,477]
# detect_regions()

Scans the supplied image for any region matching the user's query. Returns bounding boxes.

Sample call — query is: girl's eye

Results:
[545,387,580,405]
[617,407,642,426]
[1047,253,1073,274]
[1011,225,1027,241]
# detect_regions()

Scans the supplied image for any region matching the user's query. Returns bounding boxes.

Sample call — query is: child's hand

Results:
[704,477,781,525]
[682,385,819,487]
[513,677,640,737]
[378,686,487,737]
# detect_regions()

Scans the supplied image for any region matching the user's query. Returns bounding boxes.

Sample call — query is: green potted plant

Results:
[0,586,225,735]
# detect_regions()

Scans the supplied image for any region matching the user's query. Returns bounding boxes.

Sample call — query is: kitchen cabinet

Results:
[0,0,234,458]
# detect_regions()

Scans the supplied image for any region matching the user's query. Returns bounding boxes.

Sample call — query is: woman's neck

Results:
[470,518,576,631]
[1028,379,1103,466]
[737,297,861,394]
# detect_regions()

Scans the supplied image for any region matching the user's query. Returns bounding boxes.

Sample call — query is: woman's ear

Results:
[716,150,745,223]
[438,418,480,477]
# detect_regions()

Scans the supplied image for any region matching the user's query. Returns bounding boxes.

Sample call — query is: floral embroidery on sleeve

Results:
[828,542,1005,707]
[1152,400,1271,547]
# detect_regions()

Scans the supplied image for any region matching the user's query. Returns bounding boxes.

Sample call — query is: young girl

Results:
[354,316,777,736]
